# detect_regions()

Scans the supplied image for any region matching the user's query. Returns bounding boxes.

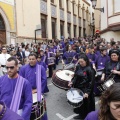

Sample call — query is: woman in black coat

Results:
[68,54,95,119]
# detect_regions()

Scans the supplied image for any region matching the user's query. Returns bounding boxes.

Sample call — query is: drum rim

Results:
[51,79,69,90]
[55,69,74,81]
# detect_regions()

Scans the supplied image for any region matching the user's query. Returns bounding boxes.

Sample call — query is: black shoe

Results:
[73,115,84,119]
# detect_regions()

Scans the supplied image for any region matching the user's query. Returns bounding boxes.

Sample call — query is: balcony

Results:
[108,14,120,31]
[40,0,47,14]
[67,12,71,23]
[51,4,57,18]
[60,9,64,21]
[73,15,76,25]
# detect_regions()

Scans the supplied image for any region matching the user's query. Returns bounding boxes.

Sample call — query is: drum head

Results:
[56,70,74,81]
[67,88,83,104]
[32,93,43,103]
[104,79,114,88]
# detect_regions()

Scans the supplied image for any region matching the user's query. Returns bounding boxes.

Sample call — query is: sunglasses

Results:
[6,66,15,70]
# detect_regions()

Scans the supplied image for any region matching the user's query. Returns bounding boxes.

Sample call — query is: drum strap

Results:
[48,52,50,58]
[43,55,46,63]
[10,76,25,113]
[36,65,42,102]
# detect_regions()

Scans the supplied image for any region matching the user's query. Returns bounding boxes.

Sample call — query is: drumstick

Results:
[70,88,74,96]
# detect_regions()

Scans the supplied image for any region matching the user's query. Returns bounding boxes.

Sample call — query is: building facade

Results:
[0,0,94,44]
[100,0,120,42]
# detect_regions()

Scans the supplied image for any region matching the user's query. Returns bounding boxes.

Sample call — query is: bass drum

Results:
[52,69,74,90]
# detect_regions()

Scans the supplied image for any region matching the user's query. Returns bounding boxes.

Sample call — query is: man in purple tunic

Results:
[19,53,49,94]
[0,57,32,120]
[0,101,24,120]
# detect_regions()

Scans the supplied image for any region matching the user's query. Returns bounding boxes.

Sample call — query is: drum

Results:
[96,68,104,76]
[67,88,84,108]
[30,93,46,120]
[52,69,74,90]
[59,49,63,54]
[48,57,55,65]
[64,63,75,70]
[98,78,115,92]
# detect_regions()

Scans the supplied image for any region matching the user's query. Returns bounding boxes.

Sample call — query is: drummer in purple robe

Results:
[40,49,48,66]
[0,101,24,120]
[93,47,110,96]
[37,54,47,71]
[87,46,97,65]
[62,45,77,67]
[0,57,32,120]
[93,47,110,70]
[19,53,49,94]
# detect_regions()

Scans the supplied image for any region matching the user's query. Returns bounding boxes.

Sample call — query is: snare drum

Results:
[48,57,55,65]
[96,68,104,76]
[102,78,115,90]
[30,93,46,120]
[98,78,115,92]
[52,70,74,90]
[67,88,83,108]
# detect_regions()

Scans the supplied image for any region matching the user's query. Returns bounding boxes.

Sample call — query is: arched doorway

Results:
[0,14,6,44]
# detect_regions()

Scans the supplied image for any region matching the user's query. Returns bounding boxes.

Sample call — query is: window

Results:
[86,12,88,21]
[82,9,84,19]
[0,15,5,30]
[60,21,64,37]
[83,28,86,37]
[66,0,69,11]
[41,16,47,38]
[52,18,56,39]
[74,25,76,37]
[79,27,81,37]
[114,0,120,13]
[67,23,71,37]
[83,19,85,28]
[59,0,62,8]
[72,2,75,14]
[51,0,54,3]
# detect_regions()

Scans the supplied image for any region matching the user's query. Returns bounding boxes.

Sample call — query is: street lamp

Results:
[91,0,104,13]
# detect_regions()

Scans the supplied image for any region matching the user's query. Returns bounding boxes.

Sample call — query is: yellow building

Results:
[0,0,94,44]
[0,0,15,44]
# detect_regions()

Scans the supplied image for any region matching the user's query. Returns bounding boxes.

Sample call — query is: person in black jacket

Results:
[68,54,95,119]
[17,47,25,64]
[101,49,120,83]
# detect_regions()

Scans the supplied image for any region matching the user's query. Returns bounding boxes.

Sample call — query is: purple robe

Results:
[0,75,32,120]
[1,107,24,120]
[85,110,99,120]
[95,54,110,69]
[87,53,97,64]
[41,55,48,66]
[63,51,76,64]
[37,61,47,71]
[19,64,49,93]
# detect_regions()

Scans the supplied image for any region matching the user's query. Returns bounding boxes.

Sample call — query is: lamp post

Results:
[91,0,104,13]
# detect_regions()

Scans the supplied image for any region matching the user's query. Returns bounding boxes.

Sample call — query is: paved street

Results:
[45,63,100,120]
